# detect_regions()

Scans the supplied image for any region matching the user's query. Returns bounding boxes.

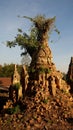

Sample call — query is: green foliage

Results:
[38,67,51,74]
[7,28,38,58]
[7,105,20,114]
[28,67,51,74]
[0,64,14,77]
[23,15,56,32]
[28,67,36,73]
[0,64,22,77]
[42,99,48,104]
[13,83,20,90]
[6,15,60,59]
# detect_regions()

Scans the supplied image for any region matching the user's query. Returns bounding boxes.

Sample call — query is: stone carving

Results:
[21,65,29,98]
[13,64,20,84]
[49,76,56,96]
[38,73,46,86]
[9,64,22,103]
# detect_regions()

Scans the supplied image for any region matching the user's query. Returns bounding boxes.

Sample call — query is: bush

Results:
[13,83,20,90]
[38,67,51,74]
[7,105,20,114]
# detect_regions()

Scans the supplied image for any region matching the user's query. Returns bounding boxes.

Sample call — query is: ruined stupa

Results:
[9,64,22,103]
[24,16,70,98]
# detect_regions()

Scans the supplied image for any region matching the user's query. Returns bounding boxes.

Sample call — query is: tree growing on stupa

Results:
[6,15,59,60]
[18,15,69,98]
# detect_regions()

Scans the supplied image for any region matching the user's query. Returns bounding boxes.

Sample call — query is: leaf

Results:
[54,29,60,34]
[18,28,22,33]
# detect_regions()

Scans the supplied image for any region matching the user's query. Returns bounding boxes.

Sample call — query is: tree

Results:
[0,64,22,77]
[6,15,60,59]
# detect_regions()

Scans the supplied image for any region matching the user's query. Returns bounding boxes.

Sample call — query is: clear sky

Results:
[0,0,73,73]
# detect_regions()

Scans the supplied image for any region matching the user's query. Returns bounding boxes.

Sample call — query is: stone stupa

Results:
[25,16,70,99]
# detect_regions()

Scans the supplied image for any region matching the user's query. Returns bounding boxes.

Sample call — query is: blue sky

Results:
[0,0,73,73]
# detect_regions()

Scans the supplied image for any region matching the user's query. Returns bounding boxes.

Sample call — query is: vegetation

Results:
[7,105,20,114]
[38,67,51,74]
[12,83,21,90]
[0,64,22,77]
[6,15,60,59]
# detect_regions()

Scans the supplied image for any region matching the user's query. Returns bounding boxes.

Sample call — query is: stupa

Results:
[25,16,70,98]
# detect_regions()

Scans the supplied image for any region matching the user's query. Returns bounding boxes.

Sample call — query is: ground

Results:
[0,88,73,130]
